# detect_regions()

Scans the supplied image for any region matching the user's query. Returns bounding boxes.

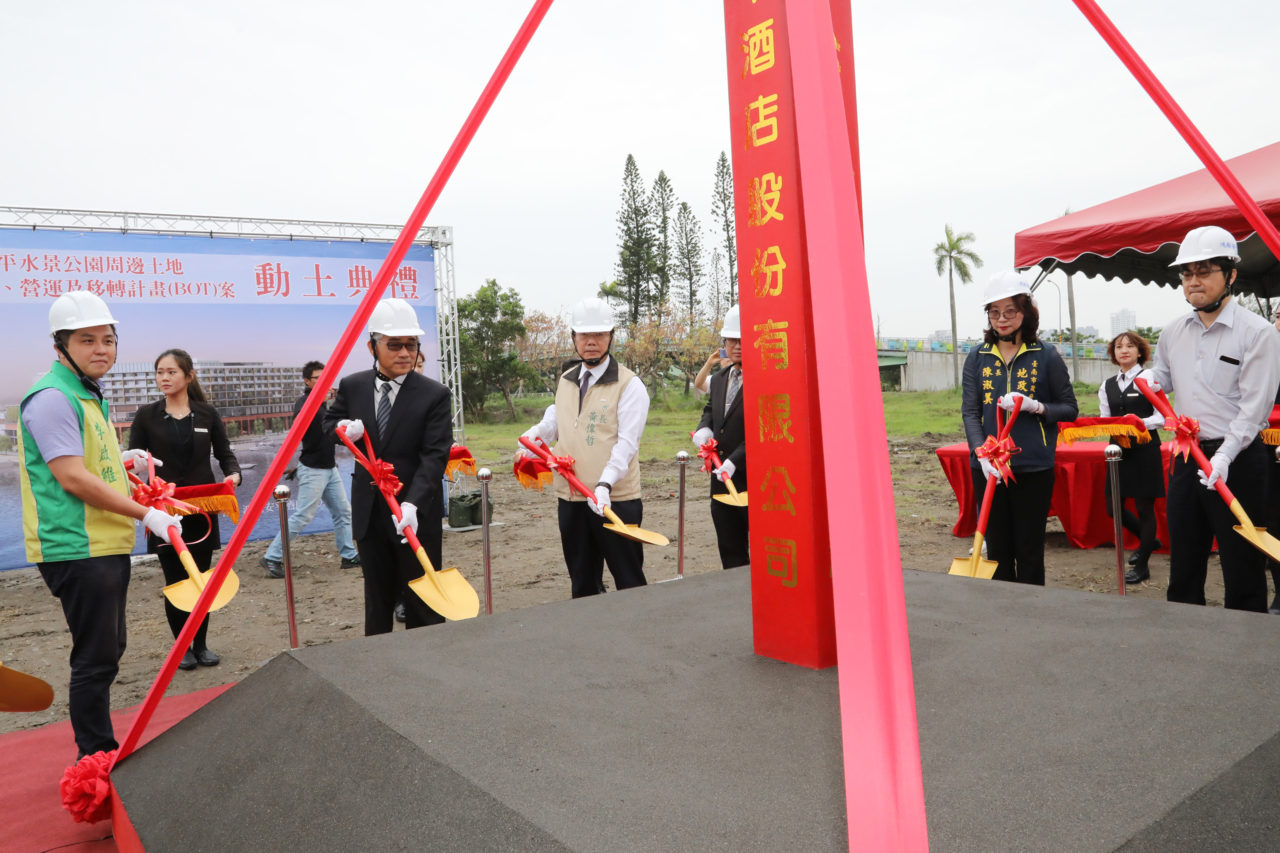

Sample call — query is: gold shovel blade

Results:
[948,556,998,579]
[407,565,480,621]
[1232,525,1280,562]
[0,662,54,712]
[603,522,670,546]
[712,491,749,507]
[163,569,240,613]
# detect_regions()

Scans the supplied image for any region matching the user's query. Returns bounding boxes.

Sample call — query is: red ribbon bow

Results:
[975,435,1020,483]
[367,458,403,500]
[696,438,721,474]
[1167,414,1200,461]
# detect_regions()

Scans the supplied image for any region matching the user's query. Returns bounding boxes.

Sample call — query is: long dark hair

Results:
[982,294,1040,346]
[155,348,208,404]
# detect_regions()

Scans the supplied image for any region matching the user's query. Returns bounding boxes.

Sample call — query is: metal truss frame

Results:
[0,204,464,438]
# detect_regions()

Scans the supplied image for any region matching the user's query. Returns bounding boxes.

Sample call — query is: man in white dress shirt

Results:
[520,297,651,597]
[1150,226,1280,612]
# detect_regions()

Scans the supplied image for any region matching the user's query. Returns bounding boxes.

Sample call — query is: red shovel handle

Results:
[518,436,596,502]
[1135,378,1236,503]
[336,425,427,553]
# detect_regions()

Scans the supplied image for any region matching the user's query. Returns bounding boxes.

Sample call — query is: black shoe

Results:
[1129,538,1163,565]
[178,650,198,671]
[195,648,220,667]
[1127,551,1140,566]
[394,602,406,623]
[1125,567,1150,584]
[340,556,361,569]
[260,557,284,579]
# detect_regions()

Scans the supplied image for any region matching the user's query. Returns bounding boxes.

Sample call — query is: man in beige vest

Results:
[519,297,651,597]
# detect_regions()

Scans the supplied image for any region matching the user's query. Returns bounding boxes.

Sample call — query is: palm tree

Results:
[933,225,983,388]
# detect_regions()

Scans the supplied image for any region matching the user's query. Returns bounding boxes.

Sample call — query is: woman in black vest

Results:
[129,349,241,669]
[1098,331,1165,583]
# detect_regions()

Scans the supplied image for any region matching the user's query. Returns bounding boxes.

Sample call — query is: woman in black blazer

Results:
[128,349,241,671]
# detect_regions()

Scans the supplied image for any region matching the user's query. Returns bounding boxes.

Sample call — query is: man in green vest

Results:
[519,297,651,597]
[19,291,180,759]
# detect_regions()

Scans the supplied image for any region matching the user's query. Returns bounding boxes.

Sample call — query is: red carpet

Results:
[0,684,233,853]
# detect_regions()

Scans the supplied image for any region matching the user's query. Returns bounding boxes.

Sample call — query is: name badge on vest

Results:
[195,427,209,433]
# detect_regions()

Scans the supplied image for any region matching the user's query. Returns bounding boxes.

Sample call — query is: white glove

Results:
[1142,413,1165,431]
[394,502,419,542]
[978,457,1002,483]
[142,508,181,541]
[121,448,162,471]
[1198,453,1230,490]
[590,485,611,517]
[338,419,365,442]
[1143,376,1162,394]
[713,458,736,482]
[997,392,1044,416]
[692,427,714,446]
[516,426,540,458]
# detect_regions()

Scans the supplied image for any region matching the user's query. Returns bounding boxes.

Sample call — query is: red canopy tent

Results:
[1015,140,1280,298]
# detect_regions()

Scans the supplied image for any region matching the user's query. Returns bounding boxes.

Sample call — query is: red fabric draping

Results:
[935,442,1170,551]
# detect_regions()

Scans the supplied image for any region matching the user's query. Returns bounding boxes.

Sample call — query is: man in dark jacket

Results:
[261,360,359,577]
[692,305,748,569]
[324,299,453,634]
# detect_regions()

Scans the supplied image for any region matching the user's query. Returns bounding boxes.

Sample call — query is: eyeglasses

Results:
[380,340,420,352]
[1178,266,1223,283]
[986,308,1022,321]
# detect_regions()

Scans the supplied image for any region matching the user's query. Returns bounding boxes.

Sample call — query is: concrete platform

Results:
[112,569,1280,851]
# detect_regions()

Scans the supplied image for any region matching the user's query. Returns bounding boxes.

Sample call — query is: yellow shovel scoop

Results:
[0,661,54,712]
[162,529,240,613]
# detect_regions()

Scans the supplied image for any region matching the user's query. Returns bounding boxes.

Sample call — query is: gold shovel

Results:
[162,529,240,613]
[693,435,748,508]
[0,661,55,712]
[949,397,1022,578]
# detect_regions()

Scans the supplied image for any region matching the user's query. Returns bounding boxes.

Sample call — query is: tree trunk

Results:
[948,262,959,389]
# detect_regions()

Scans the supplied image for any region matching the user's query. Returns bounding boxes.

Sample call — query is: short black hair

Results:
[302,360,324,379]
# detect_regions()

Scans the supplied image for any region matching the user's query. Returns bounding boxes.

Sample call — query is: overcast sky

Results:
[4,0,1278,345]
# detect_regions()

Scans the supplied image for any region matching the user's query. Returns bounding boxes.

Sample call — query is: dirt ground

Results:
[0,432,1232,738]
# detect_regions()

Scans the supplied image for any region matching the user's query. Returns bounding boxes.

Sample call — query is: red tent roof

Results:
[1014,141,1280,295]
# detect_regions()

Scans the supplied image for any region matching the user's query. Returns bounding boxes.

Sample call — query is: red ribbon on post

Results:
[95,0,559,797]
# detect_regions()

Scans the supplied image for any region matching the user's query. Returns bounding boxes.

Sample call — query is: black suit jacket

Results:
[323,369,453,541]
[696,367,747,496]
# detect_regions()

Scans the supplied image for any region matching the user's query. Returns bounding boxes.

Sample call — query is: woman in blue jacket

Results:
[961,271,1078,585]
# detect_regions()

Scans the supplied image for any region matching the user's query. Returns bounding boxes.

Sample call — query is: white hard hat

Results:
[369,298,424,336]
[982,271,1032,306]
[1170,225,1240,266]
[720,304,742,338]
[49,291,118,335]
[570,297,614,333]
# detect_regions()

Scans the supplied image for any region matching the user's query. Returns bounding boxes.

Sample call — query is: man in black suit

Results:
[323,298,453,634]
[692,305,749,569]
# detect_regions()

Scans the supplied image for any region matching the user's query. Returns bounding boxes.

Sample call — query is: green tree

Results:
[673,201,705,332]
[1131,325,1161,345]
[706,246,727,324]
[457,279,536,421]
[710,151,737,302]
[649,171,675,321]
[933,224,983,388]
[615,154,654,327]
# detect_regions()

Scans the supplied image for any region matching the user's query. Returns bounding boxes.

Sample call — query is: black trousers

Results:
[1166,438,1268,612]
[971,467,1055,585]
[156,542,212,652]
[38,554,131,758]
[356,508,445,635]
[557,498,646,597]
[710,499,750,569]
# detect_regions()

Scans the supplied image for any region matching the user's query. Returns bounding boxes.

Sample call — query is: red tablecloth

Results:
[936,441,1172,550]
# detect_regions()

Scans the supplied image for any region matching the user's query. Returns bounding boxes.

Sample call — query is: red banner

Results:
[722,2,835,668]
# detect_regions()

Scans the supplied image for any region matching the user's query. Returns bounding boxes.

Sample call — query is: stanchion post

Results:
[1105,445,1126,596]
[478,467,493,615]
[675,451,689,580]
[274,485,301,648]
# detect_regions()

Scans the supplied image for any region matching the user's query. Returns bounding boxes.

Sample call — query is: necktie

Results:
[377,382,393,437]
[578,370,592,413]
[724,368,741,416]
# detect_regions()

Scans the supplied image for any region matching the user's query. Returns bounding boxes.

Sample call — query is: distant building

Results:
[1110,309,1136,338]
[1078,325,1099,339]
[929,329,953,344]
[100,360,301,426]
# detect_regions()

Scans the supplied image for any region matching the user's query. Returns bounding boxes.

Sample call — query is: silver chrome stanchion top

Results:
[1105,444,1125,597]
[675,451,689,581]
[478,467,493,616]
[274,485,301,648]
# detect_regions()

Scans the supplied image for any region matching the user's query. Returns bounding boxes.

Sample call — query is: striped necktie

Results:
[724,368,741,416]
[376,382,393,437]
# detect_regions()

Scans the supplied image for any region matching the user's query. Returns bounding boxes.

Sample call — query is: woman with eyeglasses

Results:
[1098,331,1165,584]
[128,348,241,670]
[961,271,1078,585]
